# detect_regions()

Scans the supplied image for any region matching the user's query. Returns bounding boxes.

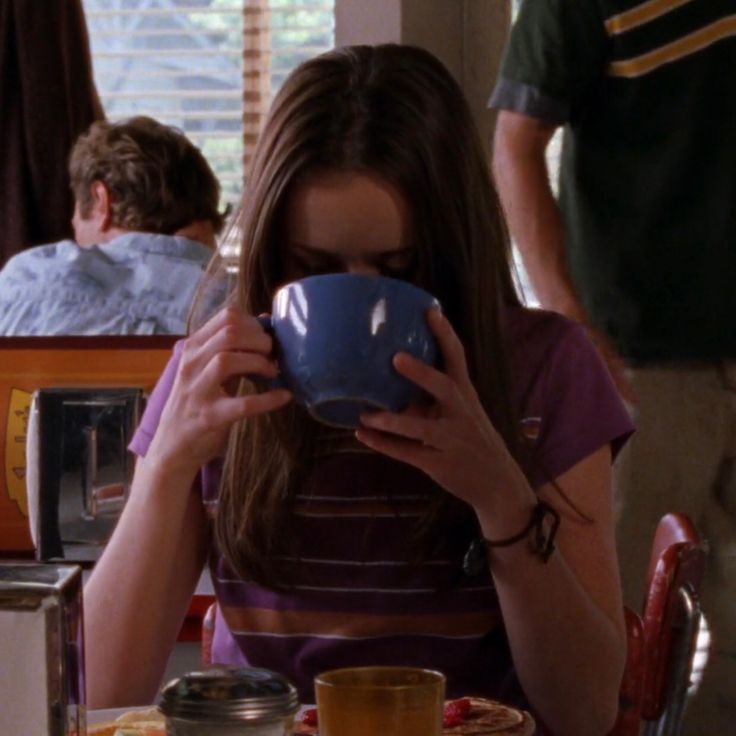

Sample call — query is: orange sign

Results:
[0,336,177,552]
[4,388,31,518]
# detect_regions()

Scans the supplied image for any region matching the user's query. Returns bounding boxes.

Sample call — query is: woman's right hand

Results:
[147,307,291,474]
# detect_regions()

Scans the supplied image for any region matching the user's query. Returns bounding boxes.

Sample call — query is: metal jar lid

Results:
[159,666,300,723]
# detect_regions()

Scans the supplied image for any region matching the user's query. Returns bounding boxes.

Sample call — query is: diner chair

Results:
[609,512,707,736]
[639,512,707,736]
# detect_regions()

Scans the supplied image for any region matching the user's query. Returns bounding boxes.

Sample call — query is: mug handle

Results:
[253,314,286,390]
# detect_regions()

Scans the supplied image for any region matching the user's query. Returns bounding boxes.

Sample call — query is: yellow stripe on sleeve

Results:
[605,0,696,36]
[608,15,736,78]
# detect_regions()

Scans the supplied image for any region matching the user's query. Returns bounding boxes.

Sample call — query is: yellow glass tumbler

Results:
[315,666,445,736]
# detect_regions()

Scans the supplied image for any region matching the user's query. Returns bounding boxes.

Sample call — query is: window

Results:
[83,0,335,211]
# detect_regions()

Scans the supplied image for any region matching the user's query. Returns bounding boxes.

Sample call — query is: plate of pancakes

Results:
[293,697,535,736]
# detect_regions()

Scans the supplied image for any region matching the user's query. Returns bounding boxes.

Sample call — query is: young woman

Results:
[85,45,632,735]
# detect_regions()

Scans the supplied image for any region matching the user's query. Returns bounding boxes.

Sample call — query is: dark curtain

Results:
[0,0,104,268]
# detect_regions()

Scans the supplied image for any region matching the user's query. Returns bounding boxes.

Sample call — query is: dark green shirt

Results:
[491,0,736,361]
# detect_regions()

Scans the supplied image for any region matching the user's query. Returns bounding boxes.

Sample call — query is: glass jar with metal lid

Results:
[159,666,300,735]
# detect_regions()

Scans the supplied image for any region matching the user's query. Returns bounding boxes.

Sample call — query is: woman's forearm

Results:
[490,541,624,735]
[476,449,625,735]
[84,457,208,708]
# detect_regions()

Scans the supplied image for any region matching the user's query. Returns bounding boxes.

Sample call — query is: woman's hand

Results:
[355,309,529,518]
[148,307,291,474]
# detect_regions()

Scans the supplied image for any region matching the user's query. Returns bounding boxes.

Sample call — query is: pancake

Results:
[443,697,533,735]
[85,725,164,736]
[85,707,165,736]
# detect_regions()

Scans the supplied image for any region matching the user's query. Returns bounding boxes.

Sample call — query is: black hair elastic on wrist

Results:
[462,500,561,577]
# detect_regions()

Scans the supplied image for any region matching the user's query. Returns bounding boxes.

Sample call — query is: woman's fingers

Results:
[426,308,471,387]
[355,312,506,507]
[193,350,279,394]
[393,351,457,407]
[355,425,436,467]
[151,309,292,471]
[155,387,292,467]
[184,307,272,361]
[178,309,274,392]
[391,310,481,416]
[207,317,273,356]
[183,306,244,349]
[359,410,444,449]
[210,389,292,426]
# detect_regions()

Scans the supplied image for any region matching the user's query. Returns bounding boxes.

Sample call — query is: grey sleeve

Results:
[489,78,569,126]
[489,0,608,125]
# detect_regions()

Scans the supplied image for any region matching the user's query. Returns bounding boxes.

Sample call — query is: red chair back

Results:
[609,512,707,736]
[640,512,707,723]
[645,512,701,592]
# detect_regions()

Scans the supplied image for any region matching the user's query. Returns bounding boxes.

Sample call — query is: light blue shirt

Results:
[0,232,213,335]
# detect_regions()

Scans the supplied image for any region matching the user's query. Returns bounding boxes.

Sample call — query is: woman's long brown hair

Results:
[200,44,522,585]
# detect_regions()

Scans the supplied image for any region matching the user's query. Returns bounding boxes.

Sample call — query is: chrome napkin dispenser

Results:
[0,563,85,736]
[28,387,144,562]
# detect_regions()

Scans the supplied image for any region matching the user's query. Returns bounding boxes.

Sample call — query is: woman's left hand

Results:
[356,309,526,514]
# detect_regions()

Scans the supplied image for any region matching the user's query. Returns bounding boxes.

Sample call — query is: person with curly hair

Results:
[0,116,225,336]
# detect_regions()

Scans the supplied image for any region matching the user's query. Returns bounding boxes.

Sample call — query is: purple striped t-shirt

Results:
[130,306,633,705]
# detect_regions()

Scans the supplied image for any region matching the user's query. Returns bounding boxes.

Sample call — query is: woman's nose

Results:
[345,261,379,276]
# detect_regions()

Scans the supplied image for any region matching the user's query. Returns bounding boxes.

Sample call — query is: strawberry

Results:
[442,697,472,728]
[302,708,318,727]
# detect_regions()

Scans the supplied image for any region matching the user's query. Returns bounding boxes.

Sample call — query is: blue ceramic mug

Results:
[258,273,441,428]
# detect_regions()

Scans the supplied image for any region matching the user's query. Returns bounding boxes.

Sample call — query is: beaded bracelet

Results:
[462,500,561,576]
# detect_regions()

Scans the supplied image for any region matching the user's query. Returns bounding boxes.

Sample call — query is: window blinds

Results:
[83,0,335,210]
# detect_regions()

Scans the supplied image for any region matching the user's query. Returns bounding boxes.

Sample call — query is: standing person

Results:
[0,116,225,336]
[84,45,633,735]
[490,1,736,731]
[0,0,104,267]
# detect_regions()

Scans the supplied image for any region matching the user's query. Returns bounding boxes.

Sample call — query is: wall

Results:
[335,0,511,156]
